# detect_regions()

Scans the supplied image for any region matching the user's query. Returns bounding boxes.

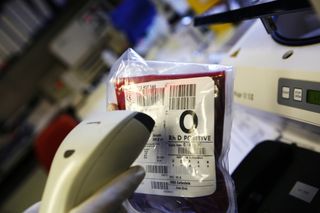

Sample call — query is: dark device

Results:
[194,0,320,46]
[232,140,320,213]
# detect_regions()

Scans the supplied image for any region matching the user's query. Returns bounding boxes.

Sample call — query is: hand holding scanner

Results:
[39,111,154,213]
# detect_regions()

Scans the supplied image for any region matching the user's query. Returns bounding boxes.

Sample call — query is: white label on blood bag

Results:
[124,77,216,197]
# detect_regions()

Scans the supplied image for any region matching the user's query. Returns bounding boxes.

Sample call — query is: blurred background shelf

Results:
[0,0,124,211]
[0,0,241,212]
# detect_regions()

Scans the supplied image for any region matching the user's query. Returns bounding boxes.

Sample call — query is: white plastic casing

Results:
[222,21,320,127]
[39,111,154,213]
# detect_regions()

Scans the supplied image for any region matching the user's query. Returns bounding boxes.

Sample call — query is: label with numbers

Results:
[123,77,216,197]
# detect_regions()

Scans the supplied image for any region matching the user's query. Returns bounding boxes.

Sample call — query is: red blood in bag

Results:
[114,72,230,212]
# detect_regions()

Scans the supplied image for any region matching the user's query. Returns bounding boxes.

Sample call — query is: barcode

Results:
[136,85,164,106]
[151,181,169,190]
[178,147,206,155]
[169,84,196,110]
[146,165,168,174]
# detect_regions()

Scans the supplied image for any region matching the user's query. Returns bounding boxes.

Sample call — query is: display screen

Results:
[307,90,320,105]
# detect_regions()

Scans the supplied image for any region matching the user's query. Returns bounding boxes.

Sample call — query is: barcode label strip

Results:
[136,85,164,106]
[151,181,169,190]
[178,147,206,155]
[146,165,168,174]
[169,84,196,110]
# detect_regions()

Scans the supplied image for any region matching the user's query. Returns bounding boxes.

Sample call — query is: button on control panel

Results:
[293,88,302,101]
[282,87,290,99]
[278,78,320,113]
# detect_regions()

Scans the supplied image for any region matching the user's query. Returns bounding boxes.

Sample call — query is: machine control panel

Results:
[278,78,320,113]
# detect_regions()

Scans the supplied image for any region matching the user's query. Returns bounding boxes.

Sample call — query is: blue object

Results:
[110,0,156,45]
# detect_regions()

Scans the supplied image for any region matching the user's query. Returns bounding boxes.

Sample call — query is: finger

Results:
[23,202,40,213]
[107,103,119,111]
[70,165,145,213]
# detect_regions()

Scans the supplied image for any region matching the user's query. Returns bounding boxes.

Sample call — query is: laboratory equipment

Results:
[222,21,320,127]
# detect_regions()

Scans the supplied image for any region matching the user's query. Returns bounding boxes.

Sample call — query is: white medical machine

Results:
[222,20,320,127]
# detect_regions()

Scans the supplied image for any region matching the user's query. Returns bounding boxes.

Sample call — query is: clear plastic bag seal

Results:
[106,48,237,213]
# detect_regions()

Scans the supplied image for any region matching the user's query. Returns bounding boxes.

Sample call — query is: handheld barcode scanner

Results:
[39,111,154,213]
